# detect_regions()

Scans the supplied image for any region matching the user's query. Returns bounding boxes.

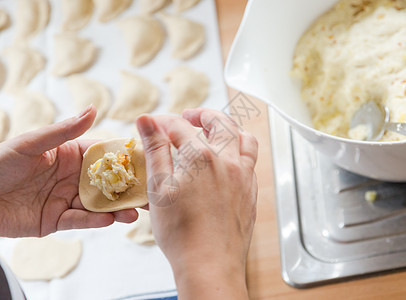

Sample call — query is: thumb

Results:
[136,114,173,178]
[11,104,97,156]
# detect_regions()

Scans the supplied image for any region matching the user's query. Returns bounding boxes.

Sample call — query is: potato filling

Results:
[88,139,138,201]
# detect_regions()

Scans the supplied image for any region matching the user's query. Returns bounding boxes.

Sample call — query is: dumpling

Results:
[79,138,148,212]
[139,0,168,14]
[158,13,205,60]
[0,109,10,142]
[173,0,201,12]
[8,91,55,138]
[15,0,50,41]
[0,9,10,32]
[3,46,46,94]
[52,33,97,77]
[108,71,159,122]
[61,0,93,31]
[67,75,111,126]
[165,66,209,114]
[93,0,132,22]
[118,16,164,67]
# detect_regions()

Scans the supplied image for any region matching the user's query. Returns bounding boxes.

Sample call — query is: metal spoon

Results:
[350,101,406,141]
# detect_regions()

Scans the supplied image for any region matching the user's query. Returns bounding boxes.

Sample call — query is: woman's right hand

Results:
[136,108,258,300]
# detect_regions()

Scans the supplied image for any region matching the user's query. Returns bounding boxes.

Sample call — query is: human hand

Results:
[136,108,258,299]
[0,105,138,238]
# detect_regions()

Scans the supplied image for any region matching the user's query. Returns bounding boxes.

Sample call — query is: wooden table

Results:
[216,0,406,299]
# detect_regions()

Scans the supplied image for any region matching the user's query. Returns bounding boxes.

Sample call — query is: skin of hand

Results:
[0,105,138,238]
[136,108,258,300]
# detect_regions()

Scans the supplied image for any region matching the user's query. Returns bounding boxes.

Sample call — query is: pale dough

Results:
[3,46,45,94]
[10,237,82,281]
[0,9,10,31]
[0,109,10,142]
[173,0,201,12]
[93,0,133,22]
[118,16,164,67]
[140,0,168,14]
[79,138,148,212]
[165,66,209,114]
[108,71,159,122]
[126,209,155,245]
[79,128,118,140]
[159,12,205,60]
[61,0,93,31]
[15,0,50,41]
[67,75,111,125]
[8,91,55,138]
[52,33,97,77]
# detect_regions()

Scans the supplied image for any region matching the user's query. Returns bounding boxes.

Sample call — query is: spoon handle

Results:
[386,123,406,137]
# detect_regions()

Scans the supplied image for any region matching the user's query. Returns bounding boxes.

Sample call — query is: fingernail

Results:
[78,104,93,118]
[137,115,156,137]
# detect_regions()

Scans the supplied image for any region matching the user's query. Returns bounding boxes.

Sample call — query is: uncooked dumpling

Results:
[173,0,201,12]
[118,16,164,67]
[165,66,209,114]
[94,0,132,22]
[0,9,10,31]
[52,33,97,77]
[79,138,148,212]
[159,13,205,60]
[108,71,159,122]
[8,91,55,138]
[140,0,168,14]
[127,209,155,245]
[61,0,93,31]
[0,110,10,142]
[15,0,50,41]
[67,75,111,125]
[79,128,118,140]
[3,46,45,94]
[10,237,82,281]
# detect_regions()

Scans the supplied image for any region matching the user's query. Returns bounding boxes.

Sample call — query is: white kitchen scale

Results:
[269,108,406,287]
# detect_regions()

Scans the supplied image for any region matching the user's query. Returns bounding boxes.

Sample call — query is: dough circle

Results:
[10,237,82,281]
[79,138,148,212]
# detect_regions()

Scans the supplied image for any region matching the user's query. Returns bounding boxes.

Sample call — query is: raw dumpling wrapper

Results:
[108,71,159,122]
[52,33,97,77]
[173,0,201,12]
[127,209,155,245]
[0,109,9,142]
[79,128,118,140]
[94,0,132,22]
[8,91,55,138]
[61,0,93,31]
[118,16,164,67]
[159,13,205,60]
[139,0,168,14]
[67,75,111,125]
[15,0,50,41]
[0,9,10,31]
[165,66,209,114]
[3,46,45,94]
[10,237,82,281]
[79,138,148,212]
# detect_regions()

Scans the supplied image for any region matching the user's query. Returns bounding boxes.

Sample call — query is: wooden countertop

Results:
[216,0,406,299]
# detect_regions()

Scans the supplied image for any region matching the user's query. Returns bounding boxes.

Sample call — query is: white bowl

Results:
[225,0,406,182]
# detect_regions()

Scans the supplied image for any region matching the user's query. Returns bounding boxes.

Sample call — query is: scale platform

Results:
[269,109,406,288]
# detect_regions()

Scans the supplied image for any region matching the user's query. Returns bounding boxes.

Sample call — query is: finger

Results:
[113,209,139,223]
[57,209,115,231]
[136,114,173,176]
[182,108,240,157]
[12,105,97,156]
[239,131,259,171]
[153,115,202,149]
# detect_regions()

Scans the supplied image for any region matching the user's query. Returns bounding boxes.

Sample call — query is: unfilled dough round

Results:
[10,237,82,281]
[126,209,155,245]
[79,138,148,212]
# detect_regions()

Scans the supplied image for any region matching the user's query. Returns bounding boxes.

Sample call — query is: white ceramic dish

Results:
[225,0,406,182]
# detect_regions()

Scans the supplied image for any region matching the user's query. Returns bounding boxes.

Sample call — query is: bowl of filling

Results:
[225,0,406,181]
